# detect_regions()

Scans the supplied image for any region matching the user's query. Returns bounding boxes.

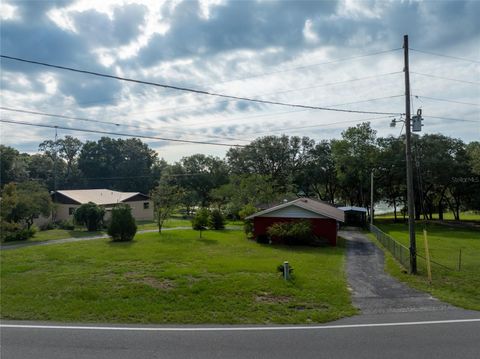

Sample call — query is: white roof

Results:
[338,206,368,213]
[246,198,344,222]
[56,189,144,205]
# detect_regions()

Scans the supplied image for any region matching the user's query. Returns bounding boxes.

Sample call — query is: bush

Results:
[208,209,225,230]
[239,204,257,238]
[107,205,137,242]
[192,208,209,230]
[267,220,313,245]
[56,220,75,230]
[1,224,36,242]
[73,202,105,231]
[39,222,56,231]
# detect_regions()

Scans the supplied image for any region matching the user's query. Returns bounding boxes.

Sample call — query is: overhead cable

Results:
[0,55,403,116]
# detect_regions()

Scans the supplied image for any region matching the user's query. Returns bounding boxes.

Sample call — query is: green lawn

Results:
[1,228,106,246]
[0,230,356,324]
[376,211,480,222]
[371,220,480,310]
[137,218,244,231]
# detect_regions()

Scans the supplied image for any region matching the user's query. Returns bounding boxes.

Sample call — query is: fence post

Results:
[423,229,432,283]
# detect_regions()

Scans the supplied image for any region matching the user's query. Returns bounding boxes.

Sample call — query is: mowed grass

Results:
[372,220,480,310]
[376,211,480,222]
[0,230,356,324]
[1,228,106,246]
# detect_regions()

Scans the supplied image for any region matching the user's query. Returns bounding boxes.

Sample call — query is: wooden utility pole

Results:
[403,35,417,274]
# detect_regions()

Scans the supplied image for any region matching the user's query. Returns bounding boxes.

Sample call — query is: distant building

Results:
[246,198,345,246]
[52,189,154,222]
[338,206,368,227]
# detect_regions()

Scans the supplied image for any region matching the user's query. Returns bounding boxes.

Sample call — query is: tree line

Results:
[1,122,479,224]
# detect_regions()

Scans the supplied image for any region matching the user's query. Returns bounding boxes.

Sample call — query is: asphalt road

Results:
[2,314,480,359]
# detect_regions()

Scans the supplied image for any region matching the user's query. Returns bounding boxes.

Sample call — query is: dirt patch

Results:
[255,292,292,304]
[124,272,176,290]
[141,277,175,290]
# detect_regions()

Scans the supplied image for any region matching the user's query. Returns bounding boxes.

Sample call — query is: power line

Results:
[411,71,480,85]
[410,48,480,64]
[119,71,403,118]
[158,94,405,131]
[0,93,403,141]
[0,106,250,143]
[412,95,480,107]
[0,106,122,126]
[0,118,246,147]
[0,55,403,116]
[242,115,395,137]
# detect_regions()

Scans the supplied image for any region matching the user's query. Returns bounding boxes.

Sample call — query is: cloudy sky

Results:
[1,0,479,162]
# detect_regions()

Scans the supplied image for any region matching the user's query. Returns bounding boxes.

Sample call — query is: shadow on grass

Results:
[198,238,218,245]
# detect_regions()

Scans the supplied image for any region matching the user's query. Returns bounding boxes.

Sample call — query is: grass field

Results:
[371,219,480,310]
[0,229,356,324]
[2,217,244,246]
[376,211,480,222]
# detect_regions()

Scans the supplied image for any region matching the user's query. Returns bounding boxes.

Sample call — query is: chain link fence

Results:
[369,224,410,269]
[369,224,472,273]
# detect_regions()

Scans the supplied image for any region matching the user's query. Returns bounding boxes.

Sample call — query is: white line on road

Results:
[1,319,480,332]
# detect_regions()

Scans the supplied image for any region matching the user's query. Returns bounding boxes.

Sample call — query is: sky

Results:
[1,0,479,163]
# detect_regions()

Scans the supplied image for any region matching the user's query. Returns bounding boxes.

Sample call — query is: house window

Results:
[144,202,150,209]
[69,207,75,215]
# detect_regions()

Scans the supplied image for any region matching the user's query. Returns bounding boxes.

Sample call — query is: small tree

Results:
[192,208,209,237]
[108,205,137,242]
[15,181,52,229]
[151,183,182,233]
[208,209,225,230]
[74,202,105,231]
[239,204,257,238]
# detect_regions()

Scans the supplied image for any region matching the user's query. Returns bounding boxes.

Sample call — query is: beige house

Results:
[52,189,154,222]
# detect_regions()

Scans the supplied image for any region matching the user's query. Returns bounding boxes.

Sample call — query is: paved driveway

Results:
[340,229,455,314]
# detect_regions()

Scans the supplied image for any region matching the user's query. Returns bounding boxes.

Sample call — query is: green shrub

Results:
[192,208,209,230]
[56,220,75,230]
[73,202,105,231]
[239,204,257,238]
[1,224,36,242]
[208,209,225,230]
[267,220,313,245]
[39,222,56,231]
[107,205,137,242]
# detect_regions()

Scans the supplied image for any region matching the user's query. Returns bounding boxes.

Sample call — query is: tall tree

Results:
[376,136,406,221]
[226,135,314,193]
[78,137,158,193]
[175,154,229,207]
[332,122,378,210]
[296,140,337,203]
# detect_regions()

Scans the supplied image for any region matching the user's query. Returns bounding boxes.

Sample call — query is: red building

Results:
[246,198,345,246]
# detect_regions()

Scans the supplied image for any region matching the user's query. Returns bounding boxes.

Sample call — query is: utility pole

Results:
[370,170,374,225]
[403,35,417,274]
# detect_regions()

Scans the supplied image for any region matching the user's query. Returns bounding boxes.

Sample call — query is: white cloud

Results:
[1,0,478,163]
